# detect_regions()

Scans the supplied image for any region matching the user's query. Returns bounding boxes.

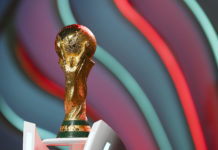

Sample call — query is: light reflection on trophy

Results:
[55,24,97,138]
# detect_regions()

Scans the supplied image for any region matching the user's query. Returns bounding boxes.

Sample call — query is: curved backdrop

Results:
[0,0,217,150]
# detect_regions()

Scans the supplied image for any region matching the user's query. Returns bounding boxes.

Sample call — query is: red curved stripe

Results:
[15,39,99,121]
[113,0,207,150]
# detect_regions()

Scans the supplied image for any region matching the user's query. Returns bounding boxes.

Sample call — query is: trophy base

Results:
[57,120,91,138]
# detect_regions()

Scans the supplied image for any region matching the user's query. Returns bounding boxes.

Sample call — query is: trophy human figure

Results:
[55,24,97,138]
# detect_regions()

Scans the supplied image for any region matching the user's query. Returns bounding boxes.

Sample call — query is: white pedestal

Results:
[23,121,49,150]
[43,138,87,150]
[23,120,125,150]
[23,121,87,150]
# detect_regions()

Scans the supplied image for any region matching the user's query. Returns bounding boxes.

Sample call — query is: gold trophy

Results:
[55,24,97,138]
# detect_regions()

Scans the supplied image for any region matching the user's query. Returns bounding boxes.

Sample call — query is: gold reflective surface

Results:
[55,24,96,136]
[60,125,91,132]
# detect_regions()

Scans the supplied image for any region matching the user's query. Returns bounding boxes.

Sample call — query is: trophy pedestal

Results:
[23,120,125,150]
[23,121,86,150]
[43,138,86,150]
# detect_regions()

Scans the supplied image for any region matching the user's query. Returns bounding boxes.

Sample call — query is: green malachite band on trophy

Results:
[61,120,90,126]
[57,131,89,137]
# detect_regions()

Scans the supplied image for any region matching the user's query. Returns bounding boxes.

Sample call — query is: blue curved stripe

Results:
[0,96,68,150]
[0,31,68,149]
[183,0,218,69]
[0,0,12,21]
[56,0,172,149]
[0,33,64,134]
[0,96,55,139]
[69,1,195,149]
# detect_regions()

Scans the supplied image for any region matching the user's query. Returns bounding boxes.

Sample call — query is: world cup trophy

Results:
[55,24,97,138]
